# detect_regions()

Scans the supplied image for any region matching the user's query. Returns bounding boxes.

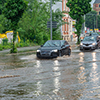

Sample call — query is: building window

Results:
[99,4,100,7]
[96,4,98,7]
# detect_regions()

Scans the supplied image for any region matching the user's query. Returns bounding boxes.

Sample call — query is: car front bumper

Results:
[36,52,59,58]
[80,45,96,50]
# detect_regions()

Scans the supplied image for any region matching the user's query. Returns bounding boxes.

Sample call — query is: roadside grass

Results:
[0,40,38,51]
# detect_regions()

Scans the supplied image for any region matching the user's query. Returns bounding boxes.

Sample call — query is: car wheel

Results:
[68,49,71,56]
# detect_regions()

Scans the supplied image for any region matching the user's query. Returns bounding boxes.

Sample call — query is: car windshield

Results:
[43,40,61,47]
[83,37,95,42]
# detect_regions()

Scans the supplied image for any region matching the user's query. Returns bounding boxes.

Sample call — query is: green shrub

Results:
[24,39,30,46]
[16,43,20,48]
[2,38,8,45]
[10,46,17,53]
[0,44,3,51]
[3,45,10,49]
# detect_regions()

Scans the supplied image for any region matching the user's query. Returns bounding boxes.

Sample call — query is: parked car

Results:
[85,33,90,37]
[80,36,98,51]
[36,40,71,58]
[80,34,85,41]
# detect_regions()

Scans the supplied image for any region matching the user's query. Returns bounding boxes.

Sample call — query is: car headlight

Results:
[37,50,41,52]
[92,43,96,45]
[80,43,83,45]
[52,49,58,52]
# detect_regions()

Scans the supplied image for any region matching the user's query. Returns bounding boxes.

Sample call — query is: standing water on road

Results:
[0,50,100,100]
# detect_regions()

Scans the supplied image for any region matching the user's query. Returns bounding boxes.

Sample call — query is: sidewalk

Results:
[0,41,78,54]
[0,46,40,54]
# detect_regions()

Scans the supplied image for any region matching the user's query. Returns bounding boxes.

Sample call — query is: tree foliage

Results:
[66,0,92,44]
[18,0,64,44]
[0,0,6,15]
[3,0,27,53]
[18,0,50,44]
[85,10,100,30]
[97,15,100,30]
[1,0,64,48]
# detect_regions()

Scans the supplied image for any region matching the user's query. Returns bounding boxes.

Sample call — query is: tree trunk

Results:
[10,30,17,53]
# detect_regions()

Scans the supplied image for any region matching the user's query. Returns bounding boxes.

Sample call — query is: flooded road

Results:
[0,49,100,100]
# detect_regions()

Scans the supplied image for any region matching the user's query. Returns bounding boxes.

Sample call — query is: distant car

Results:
[36,40,71,58]
[80,36,98,51]
[89,32,99,38]
[85,33,90,37]
[80,34,85,41]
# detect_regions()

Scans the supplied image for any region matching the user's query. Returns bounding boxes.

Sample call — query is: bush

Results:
[24,39,30,46]
[2,38,8,45]
[3,45,11,49]
[0,44,3,51]
[10,46,17,53]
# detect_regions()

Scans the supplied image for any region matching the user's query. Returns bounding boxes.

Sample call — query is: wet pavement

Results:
[0,43,100,100]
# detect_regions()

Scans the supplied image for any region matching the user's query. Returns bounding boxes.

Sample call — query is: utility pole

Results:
[50,0,52,40]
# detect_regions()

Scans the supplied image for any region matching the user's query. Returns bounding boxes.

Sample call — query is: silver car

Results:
[80,36,98,51]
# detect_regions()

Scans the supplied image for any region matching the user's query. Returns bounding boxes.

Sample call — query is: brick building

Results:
[93,0,100,15]
[62,0,73,41]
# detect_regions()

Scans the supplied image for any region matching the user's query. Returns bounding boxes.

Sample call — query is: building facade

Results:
[93,0,100,15]
[62,0,73,41]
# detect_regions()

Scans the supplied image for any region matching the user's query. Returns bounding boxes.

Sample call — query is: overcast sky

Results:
[42,0,95,11]
[91,0,95,7]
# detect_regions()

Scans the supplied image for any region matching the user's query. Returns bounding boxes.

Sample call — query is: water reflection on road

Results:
[0,50,100,99]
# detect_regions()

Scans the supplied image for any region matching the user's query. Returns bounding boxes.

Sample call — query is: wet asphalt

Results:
[0,42,100,100]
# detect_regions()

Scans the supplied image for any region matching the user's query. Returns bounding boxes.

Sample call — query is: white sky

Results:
[42,0,95,11]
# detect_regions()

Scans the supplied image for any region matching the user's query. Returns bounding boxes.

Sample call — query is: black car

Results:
[36,40,71,58]
[80,36,98,51]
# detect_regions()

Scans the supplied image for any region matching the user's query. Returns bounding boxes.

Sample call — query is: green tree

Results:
[18,0,64,44]
[81,10,100,31]
[67,0,92,44]
[0,15,5,33]
[0,0,8,33]
[85,10,97,30]
[0,0,6,15]
[18,0,50,44]
[52,9,65,40]
[97,15,100,30]
[3,0,27,53]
